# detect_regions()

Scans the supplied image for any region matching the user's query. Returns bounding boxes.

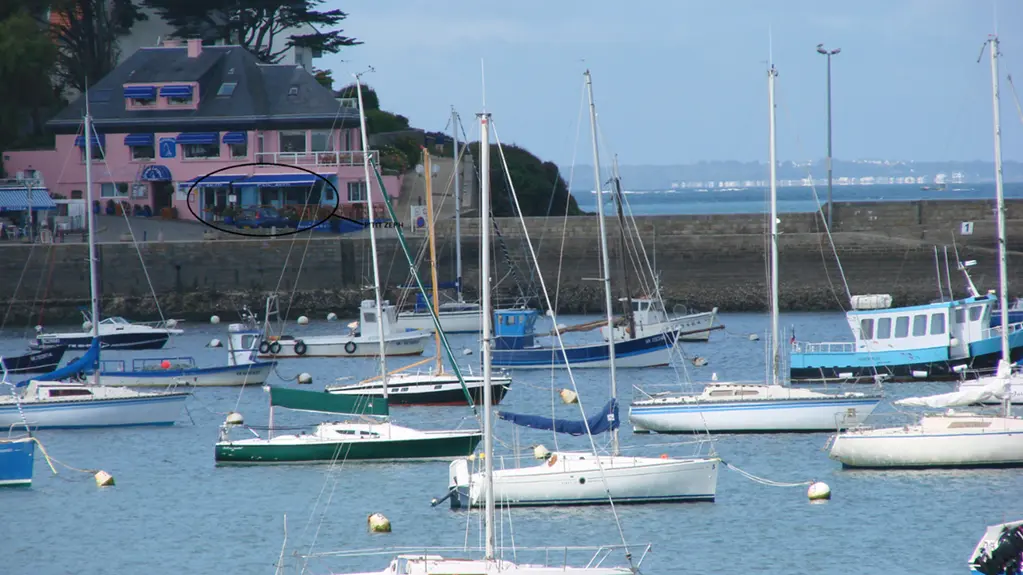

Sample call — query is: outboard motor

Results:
[974,526,1023,575]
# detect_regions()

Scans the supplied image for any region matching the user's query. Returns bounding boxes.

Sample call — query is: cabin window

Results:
[364,312,376,323]
[49,388,93,397]
[930,313,946,335]
[877,317,892,339]
[241,335,255,349]
[860,319,874,339]
[955,309,965,324]
[970,306,983,322]
[708,390,734,397]
[894,316,909,338]
[912,315,927,337]
[737,389,760,396]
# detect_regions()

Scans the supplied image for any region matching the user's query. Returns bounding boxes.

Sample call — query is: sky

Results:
[319,0,1023,166]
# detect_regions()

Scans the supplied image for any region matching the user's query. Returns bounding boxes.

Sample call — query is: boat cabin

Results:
[22,381,94,401]
[359,299,401,336]
[846,294,994,357]
[493,309,539,350]
[227,322,261,366]
[620,297,668,325]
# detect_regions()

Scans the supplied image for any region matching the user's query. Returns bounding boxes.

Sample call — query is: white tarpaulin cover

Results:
[895,377,1009,408]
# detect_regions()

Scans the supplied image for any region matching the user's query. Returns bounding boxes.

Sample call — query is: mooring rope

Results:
[721,460,813,487]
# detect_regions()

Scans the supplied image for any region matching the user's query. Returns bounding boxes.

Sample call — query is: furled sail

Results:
[496,399,619,436]
[268,386,389,416]
[895,378,1009,408]
[14,338,100,387]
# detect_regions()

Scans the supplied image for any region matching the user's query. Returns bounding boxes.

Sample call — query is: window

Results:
[229,141,248,159]
[931,313,946,335]
[347,181,367,202]
[217,82,237,97]
[257,133,264,154]
[324,187,335,202]
[895,316,909,338]
[364,312,376,323]
[877,317,892,339]
[311,130,334,152]
[183,143,221,159]
[860,319,874,339]
[955,308,965,324]
[131,144,155,160]
[912,314,927,337]
[279,131,306,153]
[167,94,193,106]
[969,306,983,322]
[101,183,130,198]
[71,190,83,199]
[130,97,155,107]
[81,145,105,162]
[49,388,93,397]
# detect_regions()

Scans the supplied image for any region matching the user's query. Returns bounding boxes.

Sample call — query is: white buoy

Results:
[82,321,92,331]
[545,309,554,317]
[807,481,831,501]
[368,513,391,533]
[559,389,578,404]
[210,315,221,325]
[166,319,178,328]
[711,372,718,381]
[34,324,43,333]
[748,333,759,341]
[207,338,223,348]
[225,412,244,425]
[297,315,309,325]
[298,373,313,385]
[327,312,338,321]
[692,356,708,367]
[462,348,473,356]
[94,470,115,487]
[533,445,551,460]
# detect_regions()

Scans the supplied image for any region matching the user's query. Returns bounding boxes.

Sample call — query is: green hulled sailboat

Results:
[215,386,481,463]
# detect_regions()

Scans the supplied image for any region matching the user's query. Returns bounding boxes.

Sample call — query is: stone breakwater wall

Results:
[2,199,1022,326]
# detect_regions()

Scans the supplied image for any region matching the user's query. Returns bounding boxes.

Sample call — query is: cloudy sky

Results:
[320,0,1023,166]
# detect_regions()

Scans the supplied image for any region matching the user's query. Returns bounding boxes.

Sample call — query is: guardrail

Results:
[254,150,378,168]
[981,320,1023,342]
[791,341,856,354]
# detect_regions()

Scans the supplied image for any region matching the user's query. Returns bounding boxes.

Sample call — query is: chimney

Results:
[187,38,202,58]
[163,39,180,48]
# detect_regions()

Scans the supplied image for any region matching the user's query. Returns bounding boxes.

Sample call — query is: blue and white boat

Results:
[0,436,34,487]
[790,293,1023,383]
[490,308,680,369]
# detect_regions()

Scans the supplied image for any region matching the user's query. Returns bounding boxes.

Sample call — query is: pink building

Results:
[1,39,400,224]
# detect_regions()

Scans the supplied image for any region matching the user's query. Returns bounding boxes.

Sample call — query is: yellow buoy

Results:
[95,470,115,487]
[559,389,578,404]
[533,445,551,460]
[807,481,831,501]
[368,513,391,533]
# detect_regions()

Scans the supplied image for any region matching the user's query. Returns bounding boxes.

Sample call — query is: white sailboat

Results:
[447,71,718,508]
[0,109,188,429]
[327,148,510,406]
[828,35,1023,469]
[629,62,881,434]
[330,93,637,575]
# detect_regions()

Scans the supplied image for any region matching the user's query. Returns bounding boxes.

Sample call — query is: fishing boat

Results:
[96,316,276,387]
[36,312,183,351]
[0,345,67,374]
[969,520,1023,575]
[447,72,718,508]
[328,148,510,406]
[601,297,719,343]
[629,62,882,434]
[256,297,430,359]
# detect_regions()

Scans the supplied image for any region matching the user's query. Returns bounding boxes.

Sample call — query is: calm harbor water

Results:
[3,311,1022,574]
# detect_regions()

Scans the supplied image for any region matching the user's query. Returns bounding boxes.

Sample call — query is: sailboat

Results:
[628,62,882,434]
[393,108,483,335]
[445,71,718,508]
[327,148,511,406]
[828,35,1023,469]
[0,110,189,430]
[214,81,482,464]
[330,89,637,575]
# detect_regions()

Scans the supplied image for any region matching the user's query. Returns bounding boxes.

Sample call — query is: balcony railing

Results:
[254,150,377,168]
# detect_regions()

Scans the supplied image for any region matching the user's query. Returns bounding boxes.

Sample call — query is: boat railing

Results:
[300,543,651,569]
[791,341,856,354]
[981,320,1023,342]
[126,357,197,372]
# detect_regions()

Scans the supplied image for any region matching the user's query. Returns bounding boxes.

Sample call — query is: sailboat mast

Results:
[452,107,464,303]
[768,64,780,387]
[988,35,1010,369]
[423,149,443,374]
[611,156,635,339]
[84,109,100,386]
[355,80,389,396]
[478,112,496,560]
[585,70,619,456]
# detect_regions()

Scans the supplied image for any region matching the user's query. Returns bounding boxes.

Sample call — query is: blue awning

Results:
[176,132,219,145]
[74,134,105,147]
[178,175,246,189]
[238,174,328,188]
[0,189,57,212]
[124,86,156,99]
[140,165,172,181]
[160,85,193,98]
[222,131,247,144]
[123,133,154,146]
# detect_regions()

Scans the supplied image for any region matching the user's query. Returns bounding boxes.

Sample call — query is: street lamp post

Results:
[817,43,840,230]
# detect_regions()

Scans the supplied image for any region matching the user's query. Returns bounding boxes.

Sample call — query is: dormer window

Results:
[160,84,194,106]
[217,82,237,97]
[124,85,157,107]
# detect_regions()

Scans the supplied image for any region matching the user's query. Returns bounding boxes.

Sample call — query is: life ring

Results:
[345,341,357,354]
[269,341,282,354]
[258,341,271,354]
[294,340,307,356]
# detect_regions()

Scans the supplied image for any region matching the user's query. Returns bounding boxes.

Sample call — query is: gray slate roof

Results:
[48,46,359,133]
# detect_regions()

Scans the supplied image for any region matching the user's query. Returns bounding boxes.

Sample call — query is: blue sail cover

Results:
[16,339,100,387]
[496,399,619,436]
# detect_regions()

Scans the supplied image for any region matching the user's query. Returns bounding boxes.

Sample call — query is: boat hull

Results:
[99,361,276,387]
[830,427,1023,468]
[0,345,67,374]
[257,333,428,358]
[328,376,510,406]
[0,438,34,486]
[37,331,172,351]
[0,393,189,429]
[492,331,678,369]
[449,454,718,507]
[215,432,482,463]
[393,310,482,334]
[629,396,881,433]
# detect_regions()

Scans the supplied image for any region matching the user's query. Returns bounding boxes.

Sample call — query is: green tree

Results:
[142,0,361,64]
[336,82,378,109]
[468,142,583,217]
[47,0,147,93]
[313,68,333,90]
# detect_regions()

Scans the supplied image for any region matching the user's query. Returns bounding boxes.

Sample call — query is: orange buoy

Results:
[160,360,171,369]
[660,454,669,459]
